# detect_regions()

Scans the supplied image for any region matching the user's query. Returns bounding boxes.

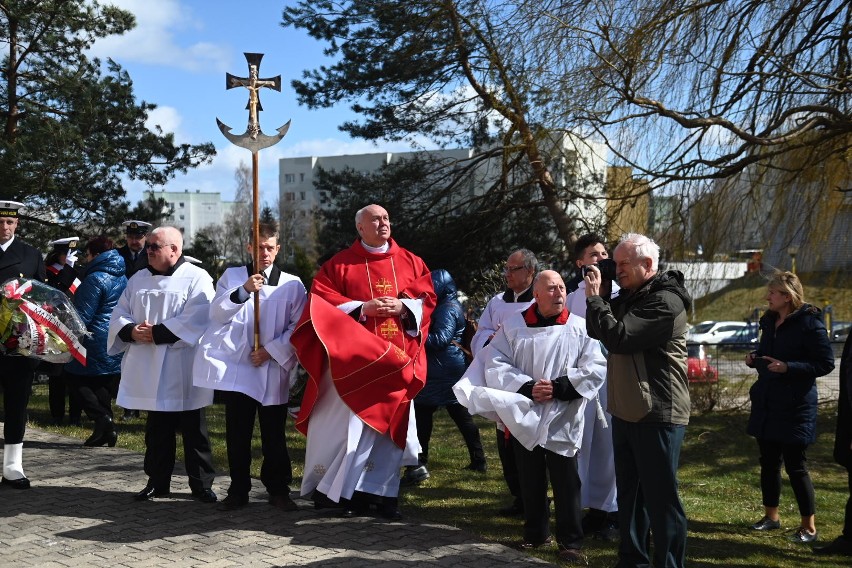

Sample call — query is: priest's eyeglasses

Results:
[504,265,526,274]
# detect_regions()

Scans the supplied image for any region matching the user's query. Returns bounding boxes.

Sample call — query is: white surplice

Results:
[454,310,606,457]
[566,281,620,511]
[192,266,306,405]
[470,291,534,357]
[108,262,215,411]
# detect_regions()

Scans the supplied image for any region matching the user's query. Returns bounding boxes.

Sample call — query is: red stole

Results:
[291,238,435,448]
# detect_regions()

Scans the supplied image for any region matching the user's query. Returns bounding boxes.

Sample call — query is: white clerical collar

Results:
[0,235,14,251]
[513,286,531,302]
[361,240,390,254]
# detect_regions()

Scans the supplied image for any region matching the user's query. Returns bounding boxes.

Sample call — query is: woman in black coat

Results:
[745,271,835,544]
[402,269,485,485]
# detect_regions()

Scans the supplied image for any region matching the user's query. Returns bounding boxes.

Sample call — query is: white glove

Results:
[66,250,78,267]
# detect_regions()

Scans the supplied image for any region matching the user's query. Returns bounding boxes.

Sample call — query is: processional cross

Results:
[216,52,290,349]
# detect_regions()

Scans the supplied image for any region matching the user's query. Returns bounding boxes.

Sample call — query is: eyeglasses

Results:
[147,243,173,252]
[503,265,527,274]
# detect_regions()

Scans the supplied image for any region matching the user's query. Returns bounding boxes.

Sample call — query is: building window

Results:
[284,173,296,184]
[300,192,306,200]
[285,192,295,201]
[179,202,184,208]
[179,215,185,220]
[300,173,305,182]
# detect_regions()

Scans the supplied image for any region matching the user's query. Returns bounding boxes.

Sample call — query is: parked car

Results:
[831,321,851,342]
[687,343,718,383]
[687,320,749,344]
[717,323,760,352]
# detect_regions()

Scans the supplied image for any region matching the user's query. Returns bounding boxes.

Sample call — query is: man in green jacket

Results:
[584,232,691,568]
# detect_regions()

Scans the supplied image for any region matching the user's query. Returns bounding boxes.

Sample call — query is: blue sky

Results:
[89,0,417,206]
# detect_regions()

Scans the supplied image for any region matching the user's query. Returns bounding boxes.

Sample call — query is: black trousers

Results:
[0,356,37,443]
[844,466,852,540]
[757,438,815,516]
[144,408,215,492]
[413,402,484,466]
[65,372,118,422]
[497,428,523,508]
[512,436,583,549]
[45,365,81,423]
[224,390,292,498]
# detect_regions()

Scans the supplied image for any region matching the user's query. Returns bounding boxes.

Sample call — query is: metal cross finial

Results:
[216,52,290,152]
[216,52,291,350]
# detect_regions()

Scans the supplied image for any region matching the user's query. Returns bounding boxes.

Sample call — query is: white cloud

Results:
[91,0,230,72]
[145,106,184,138]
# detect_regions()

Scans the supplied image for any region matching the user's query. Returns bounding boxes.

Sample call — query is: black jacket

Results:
[586,270,692,424]
[117,244,148,277]
[0,237,46,283]
[747,304,835,445]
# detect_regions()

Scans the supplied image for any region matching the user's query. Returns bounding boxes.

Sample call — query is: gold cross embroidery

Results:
[392,345,408,362]
[380,320,400,339]
[374,277,394,295]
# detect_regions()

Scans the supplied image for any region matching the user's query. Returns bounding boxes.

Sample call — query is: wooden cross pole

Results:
[216,52,290,350]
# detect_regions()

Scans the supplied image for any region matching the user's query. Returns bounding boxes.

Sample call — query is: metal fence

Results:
[691,340,845,412]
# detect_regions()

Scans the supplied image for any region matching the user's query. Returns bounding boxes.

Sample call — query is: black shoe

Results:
[134,483,170,501]
[1,476,31,489]
[514,536,552,550]
[84,417,117,447]
[192,488,218,503]
[400,465,429,486]
[814,536,852,556]
[341,506,367,518]
[220,494,249,510]
[751,516,781,531]
[269,493,299,511]
[789,527,818,544]
[463,461,487,473]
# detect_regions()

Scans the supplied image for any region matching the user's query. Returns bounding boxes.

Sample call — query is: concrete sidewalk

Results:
[0,425,552,567]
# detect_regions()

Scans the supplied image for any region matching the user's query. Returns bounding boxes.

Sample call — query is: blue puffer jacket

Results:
[65,249,128,376]
[747,303,835,445]
[416,269,467,407]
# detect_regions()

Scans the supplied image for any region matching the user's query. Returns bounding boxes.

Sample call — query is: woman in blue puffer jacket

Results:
[745,271,835,544]
[65,236,128,447]
[402,269,485,485]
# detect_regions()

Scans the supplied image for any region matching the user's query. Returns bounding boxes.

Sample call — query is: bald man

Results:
[108,226,217,503]
[455,271,606,563]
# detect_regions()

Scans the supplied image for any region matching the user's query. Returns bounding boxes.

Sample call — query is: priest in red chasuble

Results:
[292,204,435,519]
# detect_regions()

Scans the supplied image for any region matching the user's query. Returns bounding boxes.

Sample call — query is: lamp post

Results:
[787,245,799,274]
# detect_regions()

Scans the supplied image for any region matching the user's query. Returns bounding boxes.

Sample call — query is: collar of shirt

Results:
[0,235,15,252]
[147,255,185,276]
[523,304,570,327]
[360,240,390,254]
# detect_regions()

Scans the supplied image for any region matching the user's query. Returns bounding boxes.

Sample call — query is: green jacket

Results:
[586,270,692,424]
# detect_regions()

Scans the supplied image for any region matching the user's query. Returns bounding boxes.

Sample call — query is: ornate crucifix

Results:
[216,52,291,349]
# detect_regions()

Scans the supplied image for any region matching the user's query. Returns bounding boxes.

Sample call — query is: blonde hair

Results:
[766,271,805,311]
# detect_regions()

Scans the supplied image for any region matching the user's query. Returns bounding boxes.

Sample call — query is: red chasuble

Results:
[291,238,435,448]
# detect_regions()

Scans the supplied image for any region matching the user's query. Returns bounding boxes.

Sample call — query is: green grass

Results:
[17,384,852,567]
